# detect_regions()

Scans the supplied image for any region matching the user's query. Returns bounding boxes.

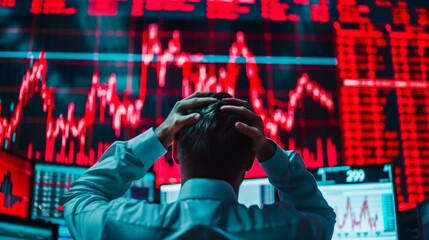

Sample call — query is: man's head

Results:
[172,92,254,184]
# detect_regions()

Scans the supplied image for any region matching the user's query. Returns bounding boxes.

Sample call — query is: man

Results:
[61,92,335,240]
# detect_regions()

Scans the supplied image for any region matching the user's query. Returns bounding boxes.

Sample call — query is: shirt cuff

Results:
[128,128,167,168]
[259,140,290,179]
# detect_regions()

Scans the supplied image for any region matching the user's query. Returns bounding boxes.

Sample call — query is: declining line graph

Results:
[0,22,339,188]
[319,184,397,238]
[0,171,22,209]
[336,196,378,231]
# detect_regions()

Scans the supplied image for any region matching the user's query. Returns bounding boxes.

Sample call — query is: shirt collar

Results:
[177,178,238,202]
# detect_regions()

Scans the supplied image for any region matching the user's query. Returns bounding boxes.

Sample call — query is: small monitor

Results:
[123,172,156,202]
[33,164,156,221]
[417,199,429,240]
[0,150,33,218]
[32,164,88,220]
[0,214,58,240]
[32,164,156,239]
[160,178,275,207]
[309,164,398,240]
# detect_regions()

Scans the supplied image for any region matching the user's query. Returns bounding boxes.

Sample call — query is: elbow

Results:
[324,207,336,240]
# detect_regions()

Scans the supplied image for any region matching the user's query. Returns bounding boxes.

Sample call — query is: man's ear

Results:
[172,141,180,165]
[244,150,255,171]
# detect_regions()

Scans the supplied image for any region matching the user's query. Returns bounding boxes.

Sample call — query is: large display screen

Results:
[0,0,428,210]
[0,150,32,218]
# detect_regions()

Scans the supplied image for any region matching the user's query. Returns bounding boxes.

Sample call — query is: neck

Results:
[181,175,243,195]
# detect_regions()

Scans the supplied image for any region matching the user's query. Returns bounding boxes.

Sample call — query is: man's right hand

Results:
[154,92,217,149]
[220,98,275,162]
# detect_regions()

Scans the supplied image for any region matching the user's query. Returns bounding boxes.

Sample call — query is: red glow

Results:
[0,24,336,187]
[30,0,76,14]
[0,151,32,218]
[146,0,199,11]
[0,0,15,7]
[88,0,118,16]
[206,0,253,19]
[261,0,294,21]
[336,0,429,209]
[22,0,331,21]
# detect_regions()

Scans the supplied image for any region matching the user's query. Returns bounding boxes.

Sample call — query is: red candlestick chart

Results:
[0,17,340,186]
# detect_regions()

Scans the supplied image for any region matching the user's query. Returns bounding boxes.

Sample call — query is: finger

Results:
[235,122,261,140]
[174,113,201,128]
[184,91,214,100]
[222,98,253,110]
[177,97,217,111]
[220,105,260,125]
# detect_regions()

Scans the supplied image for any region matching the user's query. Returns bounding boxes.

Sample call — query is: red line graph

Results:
[0,24,335,171]
[0,171,22,209]
[336,196,378,231]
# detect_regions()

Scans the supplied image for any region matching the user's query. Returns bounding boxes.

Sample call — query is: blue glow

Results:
[4,139,7,149]
[35,163,87,174]
[10,102,14,112]
[12,132,16,143]
[0,51,337,65]
[30,56,34,68]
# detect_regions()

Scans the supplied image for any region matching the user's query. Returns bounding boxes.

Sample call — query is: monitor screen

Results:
[32,164,87,220]
[0,215,58,240]
[32,164,155,240]
[32,164,155,221]
[309,164,398,240]
[0,150,33,218]
[123,172,156,202]
[160,178,275,207]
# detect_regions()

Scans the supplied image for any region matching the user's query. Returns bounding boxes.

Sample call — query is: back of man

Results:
[61,92,335,240]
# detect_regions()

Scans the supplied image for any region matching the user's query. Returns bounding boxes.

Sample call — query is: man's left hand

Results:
[154,92,217,148]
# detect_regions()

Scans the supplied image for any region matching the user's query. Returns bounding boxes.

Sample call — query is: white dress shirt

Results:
[61,128,335,239]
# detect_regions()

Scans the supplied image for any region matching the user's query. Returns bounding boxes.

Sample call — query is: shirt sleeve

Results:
[60,128,167,240]
[260,140,336,240]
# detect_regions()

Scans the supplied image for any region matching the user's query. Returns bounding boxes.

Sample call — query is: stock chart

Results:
[311,164,398,239]
[0,151,32,218]
[0,0,428,211]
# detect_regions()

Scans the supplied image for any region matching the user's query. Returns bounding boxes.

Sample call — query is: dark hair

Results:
[174,92,253,181]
